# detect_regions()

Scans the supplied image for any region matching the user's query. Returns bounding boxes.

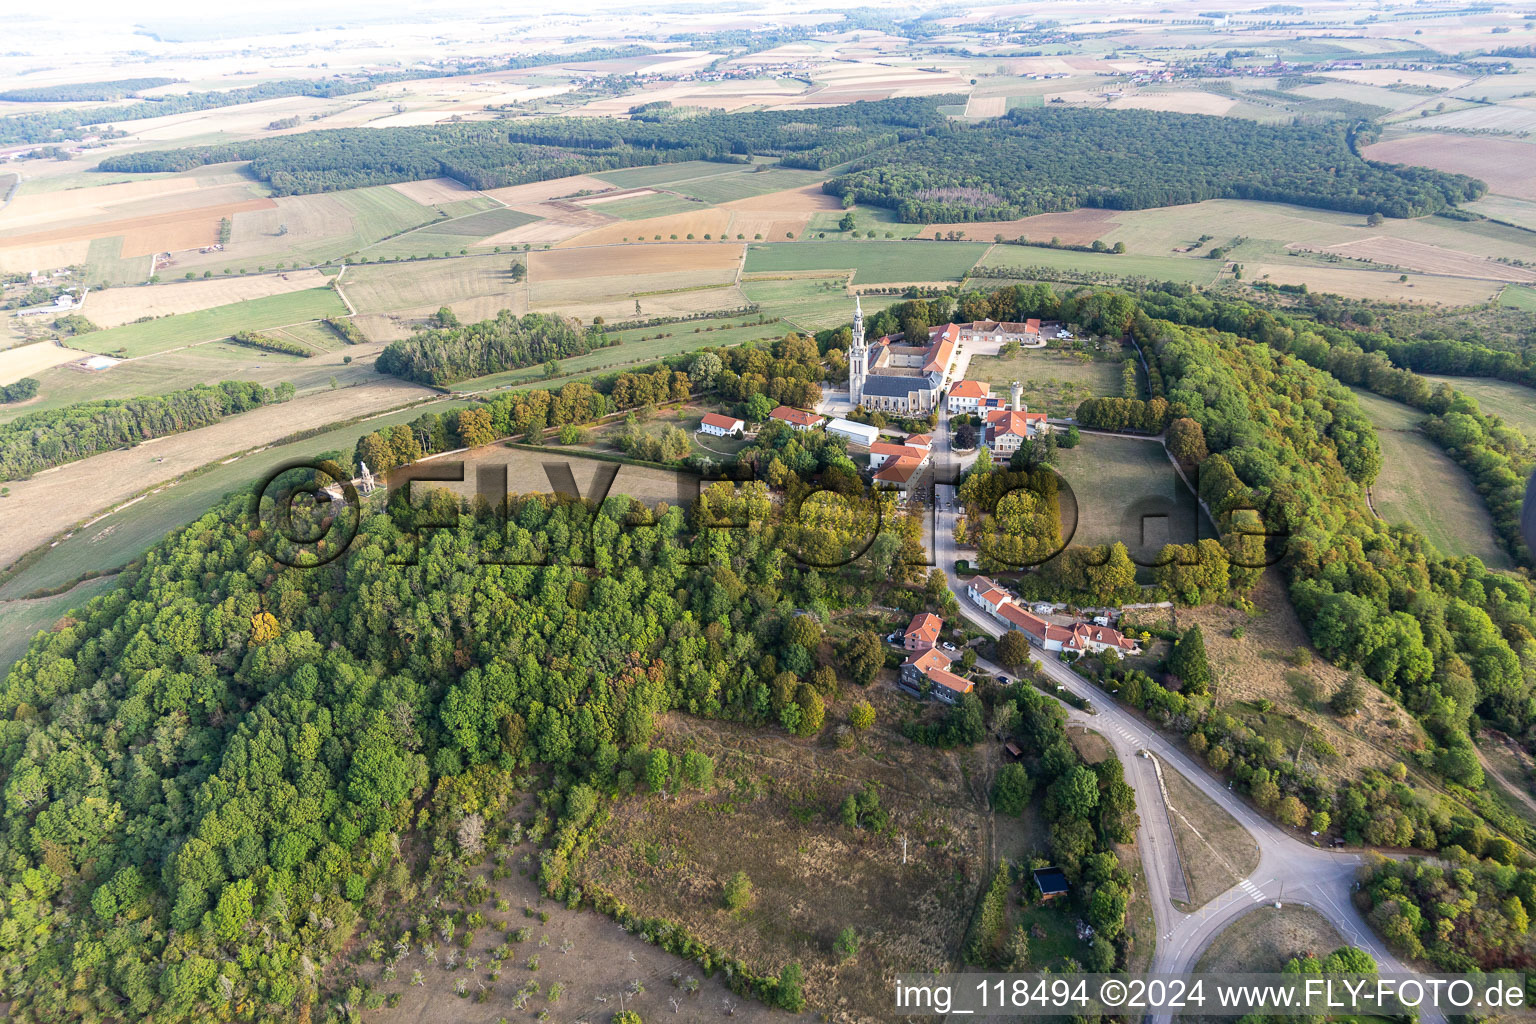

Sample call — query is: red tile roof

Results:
[986,410,1045,440]
[949,380,990,399]
[769,406,820,427]
[924,334,956,374]
[905,612,942,645]
[701,412,743,431]
[874,456,922,485]
[870,440,918,459]
[1025,318,1041,332]
[904,648,949,674]
[905,433,932,448]
[927,667,974,696]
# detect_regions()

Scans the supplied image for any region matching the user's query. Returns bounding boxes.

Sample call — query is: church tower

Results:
[848,295,866,405]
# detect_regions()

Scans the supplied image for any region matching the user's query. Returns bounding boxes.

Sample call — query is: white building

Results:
[699,413,744,437]
[826,417,880,447]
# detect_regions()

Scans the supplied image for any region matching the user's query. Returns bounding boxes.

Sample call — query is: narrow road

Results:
[928,409,1443,1024]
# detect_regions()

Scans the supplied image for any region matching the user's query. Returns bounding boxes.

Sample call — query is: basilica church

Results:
[847,297,959,415]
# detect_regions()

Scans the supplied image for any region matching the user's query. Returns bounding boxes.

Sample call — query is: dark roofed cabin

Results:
[1033,867,1069,900]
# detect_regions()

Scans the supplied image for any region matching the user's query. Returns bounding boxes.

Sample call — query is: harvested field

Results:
[1418,104,1536,135]
[1317,236,1536,283]
[0,175,215,232]
[0,341,91,386]
[926,208,1120,247]
[526,277,743,323]
[1363,133,1536,200]
[0,196,277,258]
[387,177,478,205]
[0,239,89,274]
[481,174,617,207]
[1244,262,1501,305]
[558,208,734,247]
[530,243,743,281]
[573,187,661,205]
[1322,68,1470,91]
[1108,91,1235,115]
[339,254,528,316]
[80,269,333,327]
[0,379,431,575]
[965,94,1008,117]
[1467,195,1536,231]
[480,204,606,246]
[358,208,539,259]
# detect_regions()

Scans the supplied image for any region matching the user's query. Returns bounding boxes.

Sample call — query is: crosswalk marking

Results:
[1239,879,1264,903]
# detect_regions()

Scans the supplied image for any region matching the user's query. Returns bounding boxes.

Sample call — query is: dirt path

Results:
[1477,733,1536,821]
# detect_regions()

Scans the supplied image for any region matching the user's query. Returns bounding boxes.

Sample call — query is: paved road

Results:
[928,412,1443,1024]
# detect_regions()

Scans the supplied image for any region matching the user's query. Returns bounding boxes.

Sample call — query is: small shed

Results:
[1004,740,1023,760]
[1033,867,1069,900]
[826,417,880,447]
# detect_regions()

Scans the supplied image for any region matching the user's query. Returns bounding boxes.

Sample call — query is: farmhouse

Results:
[699,413,744,437]
[769,405,821,431]
[947,379,991,413]
[954,318,1045,347]
[826,417,880,447]
[903,611,943,651]
[848,297,959,415]
[899,647,974,705]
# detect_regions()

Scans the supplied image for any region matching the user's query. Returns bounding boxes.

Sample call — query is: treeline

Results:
[0,376,39,404]
[0,77,178,102]
[324,317,366,344]
[1074,396,1170,434]
[356,333,827,471]
[1133,290,1534,570]
[375,310,606,387]
[0,380,278,479]
[230,330,312,357]
[824,107,1484,221]
[95,97,956,195]
[0,73,426,146]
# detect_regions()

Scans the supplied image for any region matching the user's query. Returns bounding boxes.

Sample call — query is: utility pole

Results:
[902,833,908,865]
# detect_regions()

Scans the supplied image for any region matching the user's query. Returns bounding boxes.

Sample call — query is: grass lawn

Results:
[1157,754,1259,911]
[1190,903,1344,974]
[1423,375,1536,439]
[1350,388,1510,568]
[1051,432,1211,560]
[978,244,1224,287]
[674,165,829,204]
[743,240,988,283]
[804,203,925,238]
[73,287,349,357]
[965,345,1129,417]
[357,207,539,259]
[0,397,465,600]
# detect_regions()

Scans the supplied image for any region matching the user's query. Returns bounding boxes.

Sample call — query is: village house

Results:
[769,405,821,431]
[946,379,991,414]
[899,647,973,705]
[954,318,1045,347]
[699,412,744,438]
[903,611,942,651]
[968,576,1140,656]
[873,455,923,496]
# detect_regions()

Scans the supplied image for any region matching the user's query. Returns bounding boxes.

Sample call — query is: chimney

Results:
[1010,380,1022,412]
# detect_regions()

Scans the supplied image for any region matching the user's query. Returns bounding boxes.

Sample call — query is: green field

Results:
[743,240,988,283]
[596,192,711,220]
[1052,432,1211,558]
[595,161,759,189]
[358,207,539,258]
[75,287,350,357]
[804,202,924,238]
[85,236,149,286]
[967,346,1129,417]
[1499,285,1536,311]
[741,275,896,331]
[0,398,466,601]
[0,575,120,678]
[1350,388,1510,568]
[451,318,792,393]
[1423,375,1536,439]
[670,166,828,204]
[978,243,1224,286]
